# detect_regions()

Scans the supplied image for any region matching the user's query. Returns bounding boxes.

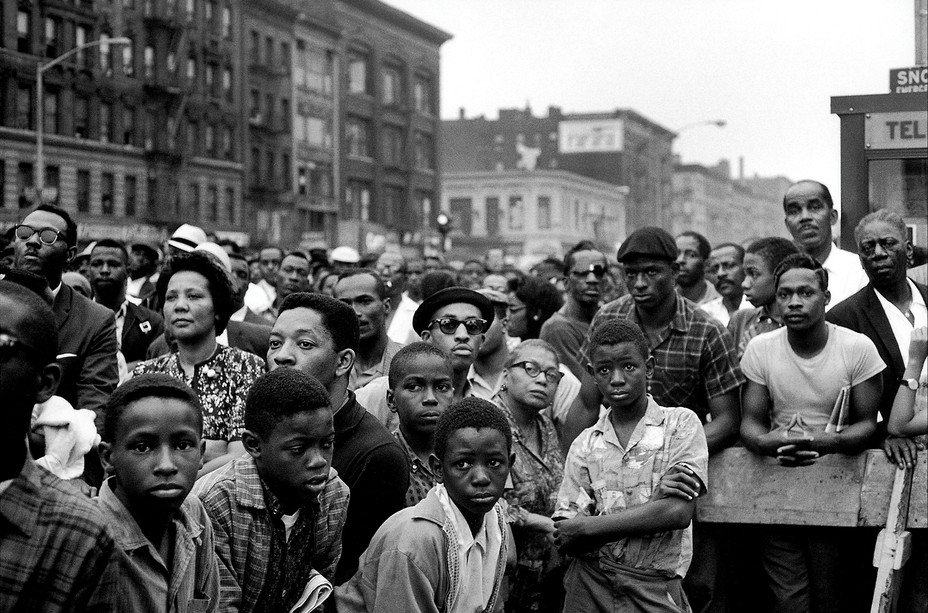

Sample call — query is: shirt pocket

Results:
[187,597,212,613]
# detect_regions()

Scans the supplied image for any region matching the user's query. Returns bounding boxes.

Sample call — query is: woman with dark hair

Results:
[507,275,564,341]
[133,251,266,476]
[493,339,566,613]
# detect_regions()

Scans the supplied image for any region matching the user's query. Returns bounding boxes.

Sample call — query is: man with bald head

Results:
[782,180,867,309]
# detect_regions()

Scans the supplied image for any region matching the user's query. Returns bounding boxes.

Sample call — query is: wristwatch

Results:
[899,378,920,391]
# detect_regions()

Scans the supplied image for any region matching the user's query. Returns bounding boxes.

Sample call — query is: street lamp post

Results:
[36,36,131,201]
[674,119,727,135]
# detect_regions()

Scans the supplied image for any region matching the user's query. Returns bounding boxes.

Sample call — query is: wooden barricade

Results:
[696,448,927,612]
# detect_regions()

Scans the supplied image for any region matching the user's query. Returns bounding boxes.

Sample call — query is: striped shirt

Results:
[193,454,350,613]
[581,294,745,423]
[0,458,121,612]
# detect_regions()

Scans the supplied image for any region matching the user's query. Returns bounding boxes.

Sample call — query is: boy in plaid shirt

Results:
[195,368,349,612]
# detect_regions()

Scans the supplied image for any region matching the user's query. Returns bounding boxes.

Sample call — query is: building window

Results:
[43,89,59,135]
[346,116,370,157]
[311,164,333,198]
[100,34,113,75]
[144,45,155,78]
[147,177,157,213]
[250,30,260,63]
[485,196,500,236]
[44,17,60,58]
[123,106,135,145]
[205,62,216,95]
[221,5,232,38]
[100,102,112,142]
[265,150,275,187]
[75,26,90,66]
[280,98,289,131]
[125,175,137,216]
[382,65,402,106]
[264,36,273,66]
[347,51,369,94]
[344,180,371,220]
[222,125,233,160]
[122,39,134,76]
[265,94,274,126]
[205,0,215,28]
[414,131,433,170]
[449,198,473,235]
[144,110,156,150]
[167,51,177,73]
[508,196,524,231]
[222,67,232,101]
[77,170,91,212]
[204,123,215,156]
[305,47,333,94]
[280,42,290,71]
[297,167,307,196]
[414,74,433,114]
[185,0,195,22]
[418,191,433,228]
[250,147,260,183]
[249,89,260,120]
[101,173,114,214]
[188,183,199,219]
[187,121,197,155]
[537,196,551,229]
[382,125,404,166]
[302,116,331,148]
[46,166,60,204]
[206,185,218,221]
[282,153,291,190]
[17,163,34,209]
[380,185,405,225]
[16,84,32,130]
[226,186,236,224]
[186,56,196,85]
[17,10,31,54]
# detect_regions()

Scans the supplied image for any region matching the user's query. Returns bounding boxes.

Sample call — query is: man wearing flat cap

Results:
[563,226,745,612]
[355,286,494,432]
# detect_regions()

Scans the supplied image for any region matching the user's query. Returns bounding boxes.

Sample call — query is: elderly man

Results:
[375,251,419,344]
[782,180,867,309]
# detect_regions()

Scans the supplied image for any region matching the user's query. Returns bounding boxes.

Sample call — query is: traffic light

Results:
[436,212,452,253]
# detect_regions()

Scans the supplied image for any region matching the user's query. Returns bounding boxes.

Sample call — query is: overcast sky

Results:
[384,0,917,207]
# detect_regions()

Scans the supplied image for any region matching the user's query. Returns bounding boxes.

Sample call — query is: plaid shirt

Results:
[581,295,745,423]
[393,429,438,507]
[193,454,350,613]
[0,458,121,612]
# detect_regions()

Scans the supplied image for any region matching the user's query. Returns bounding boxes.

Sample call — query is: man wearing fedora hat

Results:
[355,286,494,432]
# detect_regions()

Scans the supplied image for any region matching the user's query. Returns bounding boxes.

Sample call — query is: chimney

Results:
[739,156,744,181]
[459,107,466,120]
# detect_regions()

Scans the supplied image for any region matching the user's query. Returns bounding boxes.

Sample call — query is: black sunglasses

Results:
[570,264,607,278]
[14,224,66,246]
[428,317,488,335]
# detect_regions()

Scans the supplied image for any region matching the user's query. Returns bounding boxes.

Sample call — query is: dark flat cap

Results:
[616,227,678,262]
[412,287,495,335]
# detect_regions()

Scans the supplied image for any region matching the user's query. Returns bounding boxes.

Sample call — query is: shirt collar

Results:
[50,282,62,301]
[97,478,204,552]
[592,395,666,449]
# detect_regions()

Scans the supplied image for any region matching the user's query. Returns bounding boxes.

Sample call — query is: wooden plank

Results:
[696,448,927,528]
[870,467,913,613]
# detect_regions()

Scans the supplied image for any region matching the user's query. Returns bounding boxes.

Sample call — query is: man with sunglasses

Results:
[541,242,609,380]
[355,286,495,432]
[11,205,118,436]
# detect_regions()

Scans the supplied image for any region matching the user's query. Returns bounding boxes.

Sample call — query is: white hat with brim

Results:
[168,224,208,252]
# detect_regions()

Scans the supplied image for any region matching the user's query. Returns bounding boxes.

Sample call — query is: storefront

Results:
[831,87,927,250]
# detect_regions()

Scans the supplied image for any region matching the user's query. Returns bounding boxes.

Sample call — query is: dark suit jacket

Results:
[53,283,119,427]
[826,280,928,423]
[121,302,165,364]
[242,307,267,326]
[145,319,271,361]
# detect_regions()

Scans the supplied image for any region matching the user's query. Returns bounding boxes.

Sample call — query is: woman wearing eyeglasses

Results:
[133,251,266,477]
[493,339,566,613]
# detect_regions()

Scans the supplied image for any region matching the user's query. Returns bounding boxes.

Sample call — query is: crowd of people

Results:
[0,177,926,613]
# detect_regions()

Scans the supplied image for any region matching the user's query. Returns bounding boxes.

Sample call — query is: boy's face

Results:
[741,252,775,307]
[589,341,653,411]
[776,268,829,332]
[388,354,454,438]
[246,409,335,511]
[430,427,511,528]
[99,396,203,516]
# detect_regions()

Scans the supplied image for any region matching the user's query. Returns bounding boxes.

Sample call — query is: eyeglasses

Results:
[14,224,66,246]
[570,264,607,279]
[511,360,564,384]
[427,317,488,335]
[0,333,40,363]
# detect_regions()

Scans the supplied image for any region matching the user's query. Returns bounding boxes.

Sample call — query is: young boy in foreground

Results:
[553,319,709,613]
[194,368,350,612]
[387,342,456,506]
[96,373,219,612]
[336,397,514,613]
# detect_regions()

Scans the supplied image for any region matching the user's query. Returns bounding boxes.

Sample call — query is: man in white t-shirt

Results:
[782,180,868,310]
[740,252,884,613]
